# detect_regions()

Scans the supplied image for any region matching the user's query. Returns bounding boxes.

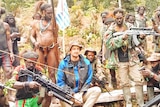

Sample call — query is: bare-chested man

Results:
[30,1,59,83]
[4,13,21,68]
[0,8,14,82]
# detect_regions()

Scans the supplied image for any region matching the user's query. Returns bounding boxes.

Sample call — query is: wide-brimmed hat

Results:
[147,53,160,62]
[84,48,97,55]
[69,41,83,51]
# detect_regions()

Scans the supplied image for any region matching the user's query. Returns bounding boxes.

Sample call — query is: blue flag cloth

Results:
[56,0,70,30]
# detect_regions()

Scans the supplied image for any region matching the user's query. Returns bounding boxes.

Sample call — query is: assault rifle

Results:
[92,75,111,95]
[20,69,77,105]
[143,94,160,107]
[113,27,160,46]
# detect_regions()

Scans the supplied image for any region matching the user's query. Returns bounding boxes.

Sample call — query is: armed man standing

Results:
[105,8,144,107]
[57,40,101,107]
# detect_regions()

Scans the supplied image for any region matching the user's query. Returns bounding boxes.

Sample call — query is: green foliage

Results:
[59,26,79,37]
[145,0,160,18]
[66,0,74,8]
[122,0,137,12]
[2,0,34,13]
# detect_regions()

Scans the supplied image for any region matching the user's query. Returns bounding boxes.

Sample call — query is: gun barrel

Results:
[143,94,160,107]
[113,27,160,37]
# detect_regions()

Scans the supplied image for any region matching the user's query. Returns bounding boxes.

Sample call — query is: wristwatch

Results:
[150,72,155,78]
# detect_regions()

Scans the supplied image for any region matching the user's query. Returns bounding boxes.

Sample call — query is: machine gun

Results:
[143,94,160,107]
[20,69,77,105]
[113,27,160,46]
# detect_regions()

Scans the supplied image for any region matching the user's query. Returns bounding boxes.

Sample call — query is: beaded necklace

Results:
[39,19,51,32]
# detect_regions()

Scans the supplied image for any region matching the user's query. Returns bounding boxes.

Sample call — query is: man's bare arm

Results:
[30,21,37,45]
[5,23,13,54]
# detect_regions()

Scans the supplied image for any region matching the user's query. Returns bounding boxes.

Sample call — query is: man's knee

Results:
[3,67,12,79]
[91,86,101,94]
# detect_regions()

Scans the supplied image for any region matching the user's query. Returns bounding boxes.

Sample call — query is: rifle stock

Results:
[0,83,16,91]
[20,69,75,105]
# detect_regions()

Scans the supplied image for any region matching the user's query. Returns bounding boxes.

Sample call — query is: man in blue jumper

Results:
[56,40,101,107]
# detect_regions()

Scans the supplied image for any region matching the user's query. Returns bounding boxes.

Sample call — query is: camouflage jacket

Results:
[147,63,160,88]
[105,23,140,69]
[91,58,105,80]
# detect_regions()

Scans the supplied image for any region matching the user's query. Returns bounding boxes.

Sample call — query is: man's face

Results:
[8,17,15,25]
[150,61,159,68]
[25,60,36,71]
[86,52,95,63]
[128,16,135,25]
[101,13,107,23]
[45,7,53,21]
[33,13,41,20]
[139,7,145,15]
[115,13,124,26]
[70,46,81,57]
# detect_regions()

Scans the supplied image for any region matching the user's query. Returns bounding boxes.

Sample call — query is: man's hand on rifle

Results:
[140,69,152,78]
[139,31,146,39]
[122,34,128,40]
[27,81,41,88]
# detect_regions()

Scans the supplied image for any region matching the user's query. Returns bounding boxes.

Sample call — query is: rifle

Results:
[92,75,112,96]
[20,69,76,105]
[143,94,160,107]
[113,27,160,46]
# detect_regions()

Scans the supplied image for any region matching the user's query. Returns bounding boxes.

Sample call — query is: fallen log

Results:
[96,85,160,104]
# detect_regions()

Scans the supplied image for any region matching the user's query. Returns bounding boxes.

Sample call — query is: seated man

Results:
[141,53,160,105]
[84,48,107,90]
[7,51,46,107]
[57,40,101,107]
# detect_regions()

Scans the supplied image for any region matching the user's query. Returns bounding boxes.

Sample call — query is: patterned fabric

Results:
[15,96,39,107]
[56,0,70,30]
[91,58,105,80]
[105,23,140,69]
[135,14,147,27]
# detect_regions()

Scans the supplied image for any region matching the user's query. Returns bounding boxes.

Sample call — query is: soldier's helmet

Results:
[84,48,97,56]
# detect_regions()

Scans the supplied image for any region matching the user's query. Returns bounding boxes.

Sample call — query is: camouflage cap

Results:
[147,53,160,62]
[84,48,97,55]
[69,40,83,51]
[22,51,39,60]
